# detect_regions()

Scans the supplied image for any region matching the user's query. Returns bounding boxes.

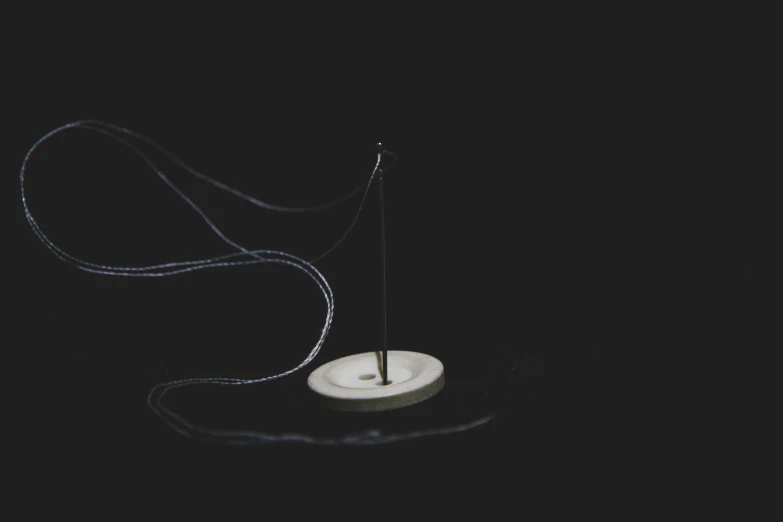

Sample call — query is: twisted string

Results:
[20,121,495,444]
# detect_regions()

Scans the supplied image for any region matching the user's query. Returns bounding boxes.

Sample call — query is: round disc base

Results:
[307,351,445,412]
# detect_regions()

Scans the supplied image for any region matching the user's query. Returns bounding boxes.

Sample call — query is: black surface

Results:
[6,27,771,500]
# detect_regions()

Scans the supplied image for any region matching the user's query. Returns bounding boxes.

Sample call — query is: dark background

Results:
[5,15,773,500]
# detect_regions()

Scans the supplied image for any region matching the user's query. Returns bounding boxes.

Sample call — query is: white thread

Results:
[20,121,496,444]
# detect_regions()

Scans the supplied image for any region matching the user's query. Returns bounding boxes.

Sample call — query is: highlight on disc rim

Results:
[307,350,445,412]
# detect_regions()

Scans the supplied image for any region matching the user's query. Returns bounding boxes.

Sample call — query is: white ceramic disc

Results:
[307,351,445,412]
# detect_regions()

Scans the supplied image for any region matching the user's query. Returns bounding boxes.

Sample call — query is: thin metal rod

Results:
[379,167,388,385]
